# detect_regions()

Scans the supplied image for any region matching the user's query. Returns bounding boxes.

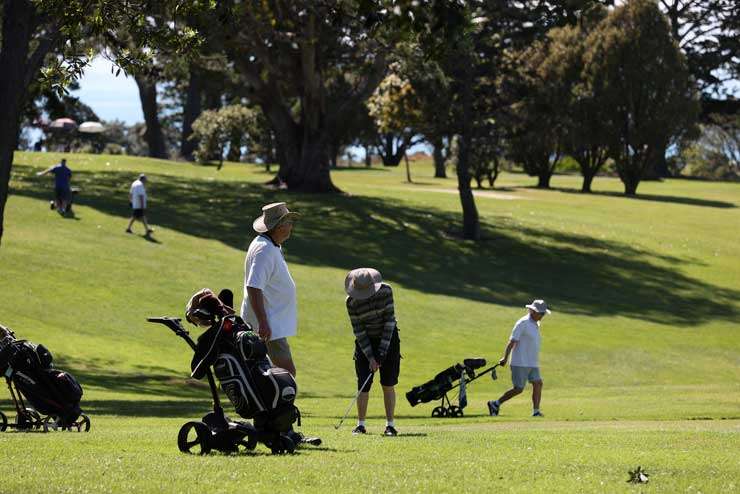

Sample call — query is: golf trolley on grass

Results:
[148,315,321,455]
[406,358,499,417]
[0,325,90,433]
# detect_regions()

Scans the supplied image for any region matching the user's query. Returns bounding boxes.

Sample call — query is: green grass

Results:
[0,152,738,493]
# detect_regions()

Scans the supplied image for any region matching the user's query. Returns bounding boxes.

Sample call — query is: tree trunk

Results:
[581,172,595,193]
[404,152,412,183]
[643,139,670,179]
[226,134,241,162]
[537,170,552,188]
[180,67,202,161]
[0,0,56,246]
[623,179,638,196]
[456,58,480,241]
[364,144,372,167]
[432,136,447,178]
[134,75,167,159]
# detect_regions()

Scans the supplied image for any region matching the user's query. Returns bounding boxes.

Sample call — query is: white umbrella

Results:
[78,121,105,134]
[49,118,78,131]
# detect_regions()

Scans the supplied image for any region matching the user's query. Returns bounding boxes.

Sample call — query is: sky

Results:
[74,57,143,125]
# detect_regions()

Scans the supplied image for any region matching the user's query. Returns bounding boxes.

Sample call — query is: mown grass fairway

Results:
[1,152,738,493]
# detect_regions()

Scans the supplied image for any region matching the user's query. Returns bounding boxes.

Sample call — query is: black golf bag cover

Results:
[191,315,298,433]
[406,359,486,407]
[0,336,83,426]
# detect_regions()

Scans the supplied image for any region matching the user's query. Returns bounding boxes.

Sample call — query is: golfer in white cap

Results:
[240,202,300,376]
[488,299,551,417]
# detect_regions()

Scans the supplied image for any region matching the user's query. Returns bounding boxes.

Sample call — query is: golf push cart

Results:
[149,290,321,455]
[0,325,90,433]
[406,358,499,417]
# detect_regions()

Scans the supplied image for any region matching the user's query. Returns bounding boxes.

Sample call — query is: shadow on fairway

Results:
[518,185,737,209]
[10,165,740,325]
[80,399,213,417]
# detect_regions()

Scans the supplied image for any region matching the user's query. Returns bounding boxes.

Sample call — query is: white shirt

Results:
[130,179,147,209]
[509,314,541,367]
[240,235,297,340]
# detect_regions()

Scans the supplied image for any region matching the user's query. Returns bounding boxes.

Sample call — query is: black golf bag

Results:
[0,327,84,428]
[191,315,299,433]
[406,358,496,417]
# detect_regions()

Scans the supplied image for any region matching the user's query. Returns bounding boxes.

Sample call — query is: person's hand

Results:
[257,322,272,341]
[498,356,508,367]
[369,358,381,372]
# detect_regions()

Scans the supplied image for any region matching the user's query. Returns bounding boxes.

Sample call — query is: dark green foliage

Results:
[583,0,699,195]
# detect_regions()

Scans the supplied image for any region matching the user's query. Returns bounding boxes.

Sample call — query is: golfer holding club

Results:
[344,268,401,436]
[488,299,550,417]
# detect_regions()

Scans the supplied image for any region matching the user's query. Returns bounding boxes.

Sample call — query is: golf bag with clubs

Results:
[148,288,320,454]
[0,324,90,432]
[406,358,498,417]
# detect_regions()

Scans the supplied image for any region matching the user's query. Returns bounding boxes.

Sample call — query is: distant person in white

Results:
[126,173,153,236]
[241,202,299,376]
[488,299,551,417]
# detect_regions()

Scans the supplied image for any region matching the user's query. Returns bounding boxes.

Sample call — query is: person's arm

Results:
[247,287,271,341]
[498,339,518,366]
[376,286,396,363]
[347,298,378,370]
[36,165,54,176]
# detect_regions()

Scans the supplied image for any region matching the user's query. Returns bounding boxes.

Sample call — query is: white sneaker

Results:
[532,410,544,417]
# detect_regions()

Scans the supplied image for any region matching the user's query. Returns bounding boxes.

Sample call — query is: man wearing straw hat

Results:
[240,202,300,376]
[488,299,551,418]
[344,268,401,437]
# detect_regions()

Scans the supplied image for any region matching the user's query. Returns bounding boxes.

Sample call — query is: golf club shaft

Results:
[335,371,374,429]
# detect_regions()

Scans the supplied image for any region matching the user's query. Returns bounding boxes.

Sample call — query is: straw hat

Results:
[525,299,551,315]
[253,202,300,233]
[345,268,383,300]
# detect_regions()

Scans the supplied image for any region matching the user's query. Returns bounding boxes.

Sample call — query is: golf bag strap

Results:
[191,324,224,379]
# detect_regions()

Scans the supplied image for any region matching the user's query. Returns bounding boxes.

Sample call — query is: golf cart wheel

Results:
[74,414,91,432]
[447,406,464,418]
[178,421,212,455]
[239,435,258,451]
[43,415,60,431]
[271,435,295,455]
[431,406,447,418]
[17,408,43,431]
[0,411,7,432]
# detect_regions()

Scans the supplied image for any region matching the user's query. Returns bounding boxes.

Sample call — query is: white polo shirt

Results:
[509,314,541,367]
[130,179,147,209]
[240,235,297,340]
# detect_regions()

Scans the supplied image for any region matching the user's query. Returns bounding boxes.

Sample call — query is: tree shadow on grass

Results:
[10,165,739,325]
[516,185,737,209]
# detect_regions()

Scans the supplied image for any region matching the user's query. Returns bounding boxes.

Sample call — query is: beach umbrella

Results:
[79,121,106,134]
[49,118,78,131]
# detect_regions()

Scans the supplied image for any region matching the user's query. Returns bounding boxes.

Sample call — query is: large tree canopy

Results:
[194,1,424,192]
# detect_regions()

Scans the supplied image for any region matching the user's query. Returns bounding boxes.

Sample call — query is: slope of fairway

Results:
[0,152,738,493]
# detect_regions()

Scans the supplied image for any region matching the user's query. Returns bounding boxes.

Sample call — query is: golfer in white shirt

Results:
[488,299,551,417]
[241,202,300,376]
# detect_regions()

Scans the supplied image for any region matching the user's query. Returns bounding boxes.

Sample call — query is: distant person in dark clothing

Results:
[37,158,72,213]
[344,268,401,437]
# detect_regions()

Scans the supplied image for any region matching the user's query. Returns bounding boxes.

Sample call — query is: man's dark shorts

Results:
[55,186,70,203]
[132,208,145,219]
[355,330,400,392]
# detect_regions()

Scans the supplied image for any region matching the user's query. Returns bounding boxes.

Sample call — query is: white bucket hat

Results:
[253,202,300,233]
[525,299,551,315]
[344,268,383,300]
